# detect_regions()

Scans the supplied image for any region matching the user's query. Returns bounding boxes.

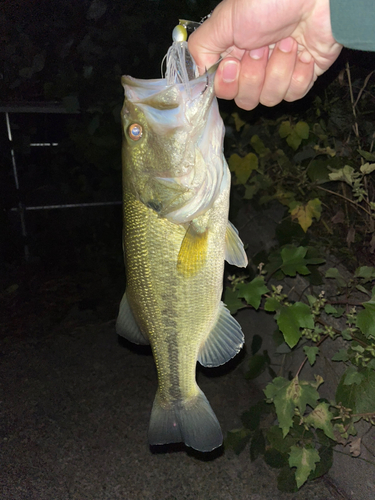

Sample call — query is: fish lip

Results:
[122,65,216,103]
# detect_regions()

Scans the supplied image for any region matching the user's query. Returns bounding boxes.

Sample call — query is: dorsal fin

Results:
[225,221,248,268]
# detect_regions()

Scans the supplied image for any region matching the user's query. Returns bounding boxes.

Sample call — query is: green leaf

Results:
[292,378,320,414]
[304,402,335,440]
[336,367,375,413]
[309,444,333,480]
[356,299,375,339]
[277,302,314,348]
[287,129,302,150]
[323,304,336,314]
[223,287,243,314]
[237,276,268,310]
[343,366,365,386]
[231,112,246,131]
[225,428,251,454]
[250,430,266,461]
[314,145,336,157]
[280,246,310,276]
[267,425,297,454]
[355,266,375,281]
[306,295,317,306]
[341,329,353,340]
[324,304,344,318]
[303,346,319,366]
[279,121,292,138]
[332,349,349,362]
[264,297,282,312]
[360,162,375,175]
[295,121,310,139]
[250,134,270,156]
[328,165,355,185]
[307,159,330,182]
[264,377,295,436]
[280,246,310,277]
[243,184,258,200]
[277,466,298,493]
[351,344,365,353]
[264,376,319,437]
[358,149,375,162]
[290,199,322,232]
[356,284,371,296]
[325,267,347,287]
[264,448,288,468]
[289,446,320,489]
[228,152,258,184]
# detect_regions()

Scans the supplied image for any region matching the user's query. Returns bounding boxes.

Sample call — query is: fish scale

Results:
[124,192,225,402]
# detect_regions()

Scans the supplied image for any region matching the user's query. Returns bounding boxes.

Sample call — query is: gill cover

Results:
[121,41,225,224]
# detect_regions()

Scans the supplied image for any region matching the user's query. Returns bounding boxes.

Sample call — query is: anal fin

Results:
[116,292,149,345]
[198,302,244,367]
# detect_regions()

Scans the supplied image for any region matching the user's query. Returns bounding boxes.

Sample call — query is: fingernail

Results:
[222,60,238,83]
[278,37,294,53]
[249,47,265,60]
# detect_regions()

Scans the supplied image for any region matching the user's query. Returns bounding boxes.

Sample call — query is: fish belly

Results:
[123,187,229,451]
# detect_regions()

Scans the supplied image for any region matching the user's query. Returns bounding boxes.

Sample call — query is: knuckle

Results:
[260,94,283,107]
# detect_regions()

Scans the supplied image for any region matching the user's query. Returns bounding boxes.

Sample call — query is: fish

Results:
[116,35,248,452]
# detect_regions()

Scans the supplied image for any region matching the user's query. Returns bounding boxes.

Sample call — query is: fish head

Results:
[121,62,225,222]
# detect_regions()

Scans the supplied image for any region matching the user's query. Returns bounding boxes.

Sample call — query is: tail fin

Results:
[148,388,223,452]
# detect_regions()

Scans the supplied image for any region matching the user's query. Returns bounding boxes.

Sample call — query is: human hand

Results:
[188,0,343,109]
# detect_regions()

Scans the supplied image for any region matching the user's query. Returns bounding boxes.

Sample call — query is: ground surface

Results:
[0,268,345,500]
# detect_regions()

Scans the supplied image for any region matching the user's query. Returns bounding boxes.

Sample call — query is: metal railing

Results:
[3,103,121,260]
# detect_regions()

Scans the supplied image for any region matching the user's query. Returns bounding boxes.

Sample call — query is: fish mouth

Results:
[122,68,215,106]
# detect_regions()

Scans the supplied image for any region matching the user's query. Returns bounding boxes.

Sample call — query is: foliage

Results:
[226,63,375,256]
[225,249,375,490]
[225,63,375,490]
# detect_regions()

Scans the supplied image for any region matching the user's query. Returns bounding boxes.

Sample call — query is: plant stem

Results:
[328,300,365,306]
[295,334,330,378]
[316,185,372,217]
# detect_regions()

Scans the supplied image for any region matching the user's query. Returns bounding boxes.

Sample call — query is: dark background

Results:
[1,0,375,340]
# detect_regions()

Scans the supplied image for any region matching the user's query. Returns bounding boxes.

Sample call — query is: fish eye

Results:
[128,123,143,141]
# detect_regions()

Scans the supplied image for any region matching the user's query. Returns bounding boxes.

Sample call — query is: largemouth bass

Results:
[116,36,248,452]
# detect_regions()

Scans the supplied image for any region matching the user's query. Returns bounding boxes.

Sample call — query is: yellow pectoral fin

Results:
[177,223,208,277]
